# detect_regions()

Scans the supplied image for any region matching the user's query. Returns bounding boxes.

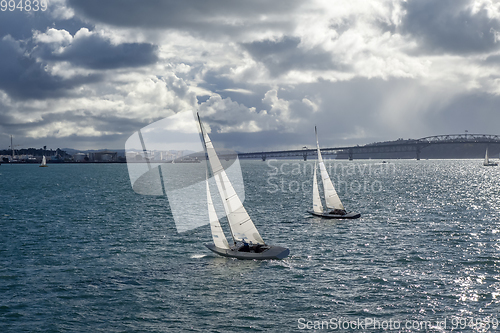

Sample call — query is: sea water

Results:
[1,160,499,332]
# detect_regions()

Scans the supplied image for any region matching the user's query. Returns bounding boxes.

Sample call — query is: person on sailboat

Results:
[241,239,250,252]
[330,209,347,215]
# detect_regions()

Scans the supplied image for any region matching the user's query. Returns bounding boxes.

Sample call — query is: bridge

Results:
[236,134,500,161]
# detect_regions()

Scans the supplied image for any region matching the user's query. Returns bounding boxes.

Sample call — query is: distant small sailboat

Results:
[484,147,498,166]
[308,127,361,219]
[199,113,289,260]
[39,156,48,167]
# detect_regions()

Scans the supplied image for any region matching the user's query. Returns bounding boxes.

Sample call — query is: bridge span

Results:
[236,134,500,161]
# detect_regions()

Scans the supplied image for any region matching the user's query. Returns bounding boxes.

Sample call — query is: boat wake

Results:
[191,254,207,259]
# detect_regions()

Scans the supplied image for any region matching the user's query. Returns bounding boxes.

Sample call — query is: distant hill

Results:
[62,148,126,157]
[0,147,70,157]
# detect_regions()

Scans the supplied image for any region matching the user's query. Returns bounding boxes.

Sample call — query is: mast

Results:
[11,135,14,160]
[197,113,237,245]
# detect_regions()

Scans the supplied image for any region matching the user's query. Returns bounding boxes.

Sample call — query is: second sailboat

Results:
[308,127,361,219]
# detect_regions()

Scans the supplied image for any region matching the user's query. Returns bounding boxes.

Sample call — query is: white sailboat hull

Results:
[205,243,290,260]
[307,210,361,219]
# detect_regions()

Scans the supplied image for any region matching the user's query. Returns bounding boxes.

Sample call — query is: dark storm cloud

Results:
[67,0,301,36]
[0,9,93,40]
[1,132,128,151]
[0,37,101,100]
[38,33,159,69]
[210,131,304,152]
[424,92,500,135]
[242,36,347,77]
[7,109,149,134]
[0,109,16,129]
[198,68,270,109]
[400,0,500,55]
[0,11,51,40]
[0,108,151,149]
[197,79,396,151]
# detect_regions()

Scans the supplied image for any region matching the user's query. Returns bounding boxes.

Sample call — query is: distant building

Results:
[126,152,138,161]
[73,153,88,162]
[89,151,118,162]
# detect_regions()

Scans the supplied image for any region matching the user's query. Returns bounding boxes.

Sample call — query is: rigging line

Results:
[226,193,238,200]
[239,218,251,225]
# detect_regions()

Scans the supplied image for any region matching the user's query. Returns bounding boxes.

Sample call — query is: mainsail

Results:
[198,114,265,245]
[315,126,344,210]
[206,175,230,249]
[484,148,489,166]
[312,161,323,213]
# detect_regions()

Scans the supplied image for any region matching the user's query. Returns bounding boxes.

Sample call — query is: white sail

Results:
[40,156,47,166]
[315,127,344,210]
[484,148,489,166]
[312,161,323,213]
[206,176,230,249]
[198,115,265,245]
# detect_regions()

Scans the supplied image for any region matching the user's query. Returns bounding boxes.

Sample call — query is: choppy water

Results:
[1,160,500,332]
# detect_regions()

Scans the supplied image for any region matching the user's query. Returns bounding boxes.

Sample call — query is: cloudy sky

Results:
[1,0,500,151]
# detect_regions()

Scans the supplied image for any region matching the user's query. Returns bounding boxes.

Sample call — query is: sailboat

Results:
[39,156,48,167]
[307,127,361,219]
[198,114,290,260]
[483,147,498,166]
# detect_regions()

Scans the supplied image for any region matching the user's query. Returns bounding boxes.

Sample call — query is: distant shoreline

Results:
[1,161,127,164]
[0,157,490,166]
